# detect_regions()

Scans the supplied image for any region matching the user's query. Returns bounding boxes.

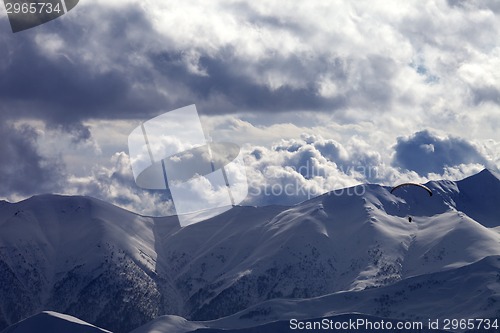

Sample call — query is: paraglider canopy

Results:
[390,183,432,196]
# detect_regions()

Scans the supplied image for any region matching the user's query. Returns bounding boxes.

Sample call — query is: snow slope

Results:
[0,169,499,332]
[0,311,111,333]
[0,195,175,332]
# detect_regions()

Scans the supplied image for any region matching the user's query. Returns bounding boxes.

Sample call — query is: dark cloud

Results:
[149,49,348,115]
[0,121,65,197]
[447,0,500,13]
[472,86,500,106]
[392,130,487,176]
[56,123,92,143]
[149,50,399,116]
[0,35,119,119]
[0,2,401,130]
[0,0,497,135]
[0,5,170,130]
[228,1,309,34]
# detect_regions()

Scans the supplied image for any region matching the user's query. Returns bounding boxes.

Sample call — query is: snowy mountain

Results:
[0,311,111,333]
[0,195,173,332]
[0,169,499,332]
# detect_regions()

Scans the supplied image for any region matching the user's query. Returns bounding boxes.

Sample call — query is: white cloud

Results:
[242,133,382,206]
[66,152,175,216]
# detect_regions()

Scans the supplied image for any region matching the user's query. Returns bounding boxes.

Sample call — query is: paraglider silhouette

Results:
[390,183,432,196]
[391,182,432,223]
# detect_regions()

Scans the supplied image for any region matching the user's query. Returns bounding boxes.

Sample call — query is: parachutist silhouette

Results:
[390,183,432,225]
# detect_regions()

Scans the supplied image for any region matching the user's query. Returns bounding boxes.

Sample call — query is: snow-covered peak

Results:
[464,168,500,181]
[0,194,158,272]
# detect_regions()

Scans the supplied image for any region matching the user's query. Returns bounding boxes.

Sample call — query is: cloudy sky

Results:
[0,0,499,216]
